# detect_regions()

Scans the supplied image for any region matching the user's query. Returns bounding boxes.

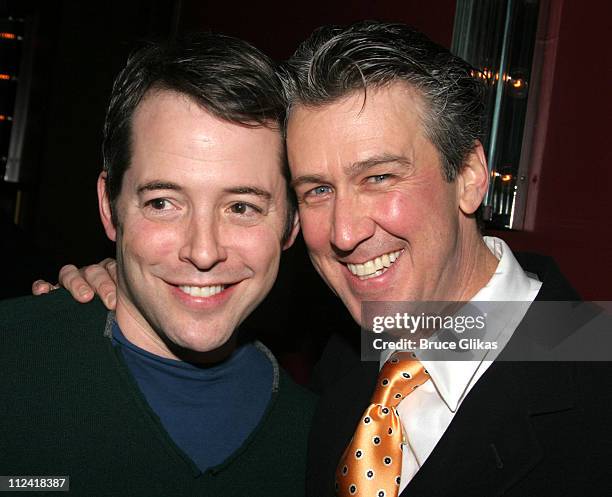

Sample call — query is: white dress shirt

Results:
[380,236,542,493]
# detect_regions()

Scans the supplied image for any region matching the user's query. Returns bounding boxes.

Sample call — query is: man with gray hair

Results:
[282,21,611,497]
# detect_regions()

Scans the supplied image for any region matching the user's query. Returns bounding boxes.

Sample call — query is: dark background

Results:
[2,0,611,380]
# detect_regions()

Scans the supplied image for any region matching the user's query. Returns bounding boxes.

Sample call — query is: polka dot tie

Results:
[335,352,430,497]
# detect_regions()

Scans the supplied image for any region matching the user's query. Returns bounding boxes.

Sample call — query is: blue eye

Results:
[368,174,391,183]
[308,185,332,196]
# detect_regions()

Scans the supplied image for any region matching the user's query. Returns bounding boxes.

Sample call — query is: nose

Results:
[179,214,228,270]
[330,193,375,253]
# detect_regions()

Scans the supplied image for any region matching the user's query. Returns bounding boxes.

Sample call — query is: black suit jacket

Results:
[307,254,612,496]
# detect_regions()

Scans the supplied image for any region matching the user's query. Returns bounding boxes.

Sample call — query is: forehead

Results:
[128,89,285,188]
[286,83,429,171]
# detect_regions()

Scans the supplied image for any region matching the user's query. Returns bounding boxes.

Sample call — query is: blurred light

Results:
[501,174,512,182]
[472,67,530,91]
[0,74,10,80]
[0,32,16,40]
[0,114,6,121]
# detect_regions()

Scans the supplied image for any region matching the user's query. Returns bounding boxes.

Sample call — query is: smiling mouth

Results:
[178,285,227,298]
[346,250,403,280]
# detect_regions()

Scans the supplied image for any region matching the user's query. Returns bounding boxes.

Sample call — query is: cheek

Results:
[121,219,181,264]
[298,207,329,254]
[370,192,421,236]
[371,184,457,238]
[229,225,282,276]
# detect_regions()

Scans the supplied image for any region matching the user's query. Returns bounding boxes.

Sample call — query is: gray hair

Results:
[281,21,486,181]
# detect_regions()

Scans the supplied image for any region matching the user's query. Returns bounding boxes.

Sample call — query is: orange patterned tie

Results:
[335,352,429,497]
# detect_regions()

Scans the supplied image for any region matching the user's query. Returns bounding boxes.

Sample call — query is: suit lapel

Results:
[402,362,541,496]
[401,253,579,495]
[314,356,572,497]
[401,359,575,497]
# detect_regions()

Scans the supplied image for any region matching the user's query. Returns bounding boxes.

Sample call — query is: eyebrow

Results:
[223,186,272,201]
[343,153,413,177]
[136,182,271,201]
[137,181,183,194]
[291,153,413,189]
[290,174,328,189]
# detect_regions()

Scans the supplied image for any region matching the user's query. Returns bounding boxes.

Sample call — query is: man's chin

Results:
[162,327,238,365]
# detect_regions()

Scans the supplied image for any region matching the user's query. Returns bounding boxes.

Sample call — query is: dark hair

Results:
[102,32,296,243]
[281,21,486,182]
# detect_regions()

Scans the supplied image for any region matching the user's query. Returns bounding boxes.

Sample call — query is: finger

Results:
[98,281,117,310]
[81,264,117,310]
[59,264,95,302]
[101,258,118,285]
[32,280,53,295]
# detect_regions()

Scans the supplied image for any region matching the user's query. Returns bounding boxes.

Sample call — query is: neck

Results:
[114,293,238,366]
[448,225,499,302]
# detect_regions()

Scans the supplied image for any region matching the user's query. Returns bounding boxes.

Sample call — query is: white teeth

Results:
[346,250,403,279]
[364,260,376,274]
[178,285,225,298]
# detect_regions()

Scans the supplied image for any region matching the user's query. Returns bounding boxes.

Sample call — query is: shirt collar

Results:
[380,236,542,411]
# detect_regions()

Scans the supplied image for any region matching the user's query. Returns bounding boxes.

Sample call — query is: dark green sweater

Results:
[0,291,316,496]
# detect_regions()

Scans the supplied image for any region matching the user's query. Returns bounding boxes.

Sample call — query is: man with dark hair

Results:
[1,33,315,497]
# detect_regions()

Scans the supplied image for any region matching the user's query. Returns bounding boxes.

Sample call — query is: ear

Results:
[97,171,117,241]
[282,212,301,250]
[457,141,489,215]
